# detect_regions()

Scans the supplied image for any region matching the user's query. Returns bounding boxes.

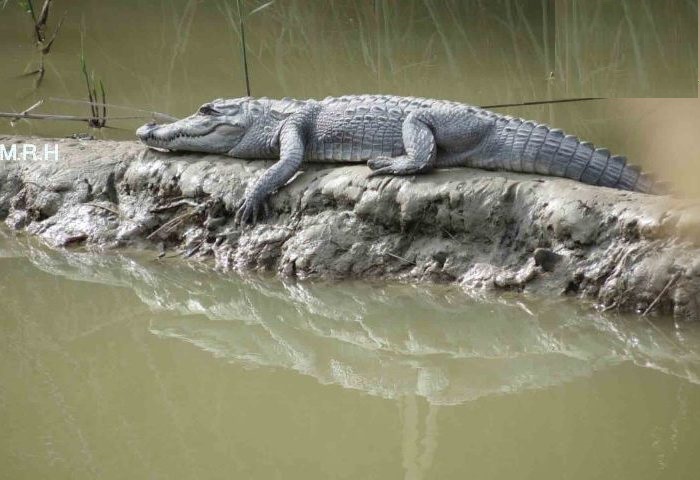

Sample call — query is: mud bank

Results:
[1,135,699,320]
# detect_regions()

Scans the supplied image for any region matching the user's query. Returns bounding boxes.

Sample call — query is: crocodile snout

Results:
[136,122,157,140]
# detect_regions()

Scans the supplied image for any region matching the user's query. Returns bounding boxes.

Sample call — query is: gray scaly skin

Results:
[136,95,660,224]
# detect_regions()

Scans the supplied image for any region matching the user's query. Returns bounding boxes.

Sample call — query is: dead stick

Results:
[85,202,120,216]
[146,209,200,240]
[49,97,178,121]
[0,112,147,122]
[150,199,202,213]
[481,97,605,109]
[642,272,681,316]
[10,99,44,125]
[386,252,416,265]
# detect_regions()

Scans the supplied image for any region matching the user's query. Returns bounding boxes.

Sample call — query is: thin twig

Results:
[386,252,416,265]
[0,112,146,122]
[150,199,203,213]
[85,202,120,216]
[36,0,51,42]
[146,208,201,240]
[183,239,205,258]
[10,99,44,125]
[481,97,605,109]
[642,272,681,316]
[49,97,178,121]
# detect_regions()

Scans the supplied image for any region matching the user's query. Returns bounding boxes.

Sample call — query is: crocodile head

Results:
[136,98,251,154]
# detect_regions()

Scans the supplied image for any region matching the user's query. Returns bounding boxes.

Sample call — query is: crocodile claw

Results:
[367,156,394,171]
[367,156,424,177]
[234,196,270,226]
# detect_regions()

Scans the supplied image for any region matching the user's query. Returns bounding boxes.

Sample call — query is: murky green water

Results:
[2,229,700,479]
[1,2,700,478]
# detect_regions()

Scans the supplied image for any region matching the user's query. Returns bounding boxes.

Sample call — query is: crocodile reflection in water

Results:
[5,234,700,405]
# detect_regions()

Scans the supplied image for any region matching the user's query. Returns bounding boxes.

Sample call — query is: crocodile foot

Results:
[367,156,400,177]
[367,156,394,171]
[234,196,271,226]
[367,156,427,177]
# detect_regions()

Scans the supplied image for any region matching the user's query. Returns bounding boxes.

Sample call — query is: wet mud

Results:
[1,135,699,320]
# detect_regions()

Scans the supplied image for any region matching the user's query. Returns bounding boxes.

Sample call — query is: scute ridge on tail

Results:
[495,115,662,194]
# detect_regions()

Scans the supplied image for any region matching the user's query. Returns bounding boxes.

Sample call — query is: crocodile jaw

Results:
[136,119,243,154]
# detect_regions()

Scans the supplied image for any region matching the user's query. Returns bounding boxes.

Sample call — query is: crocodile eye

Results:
[198,105,220,116]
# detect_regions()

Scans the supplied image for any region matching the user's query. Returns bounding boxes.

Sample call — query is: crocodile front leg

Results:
[235,116,307,225]
[367,110,437,176]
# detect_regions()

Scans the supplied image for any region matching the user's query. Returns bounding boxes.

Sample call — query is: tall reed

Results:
[18,0,66,88]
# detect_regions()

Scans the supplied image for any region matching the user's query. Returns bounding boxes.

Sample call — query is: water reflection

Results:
[3,231,699,406]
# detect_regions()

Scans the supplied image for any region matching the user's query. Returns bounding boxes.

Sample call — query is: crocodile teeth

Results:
[147,131,204,142]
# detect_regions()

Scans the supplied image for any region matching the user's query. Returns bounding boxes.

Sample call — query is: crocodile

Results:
[136,95,661,224]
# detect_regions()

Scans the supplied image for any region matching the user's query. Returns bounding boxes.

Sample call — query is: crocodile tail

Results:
[497,117,665,194]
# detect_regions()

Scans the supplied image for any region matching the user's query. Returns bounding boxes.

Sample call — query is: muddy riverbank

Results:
[1,135,699,320]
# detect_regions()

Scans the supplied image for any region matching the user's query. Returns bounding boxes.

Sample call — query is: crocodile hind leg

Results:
[368,106,495,176]
[435,150,471,168]
[367,110,437,176]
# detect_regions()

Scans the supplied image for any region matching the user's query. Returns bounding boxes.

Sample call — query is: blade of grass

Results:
[99,79,106,127]
[24,0,38,31]
[91,71,99,123]
[80,54,96,120]
[41,9,66,54]
[236,0,251,96]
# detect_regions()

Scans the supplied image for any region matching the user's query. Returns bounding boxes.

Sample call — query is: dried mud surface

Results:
[2,135,699,320]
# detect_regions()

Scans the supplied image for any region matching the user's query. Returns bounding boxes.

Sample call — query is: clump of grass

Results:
[80,53,107,128]
[18,0,66,88]
[79,18,107,129]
